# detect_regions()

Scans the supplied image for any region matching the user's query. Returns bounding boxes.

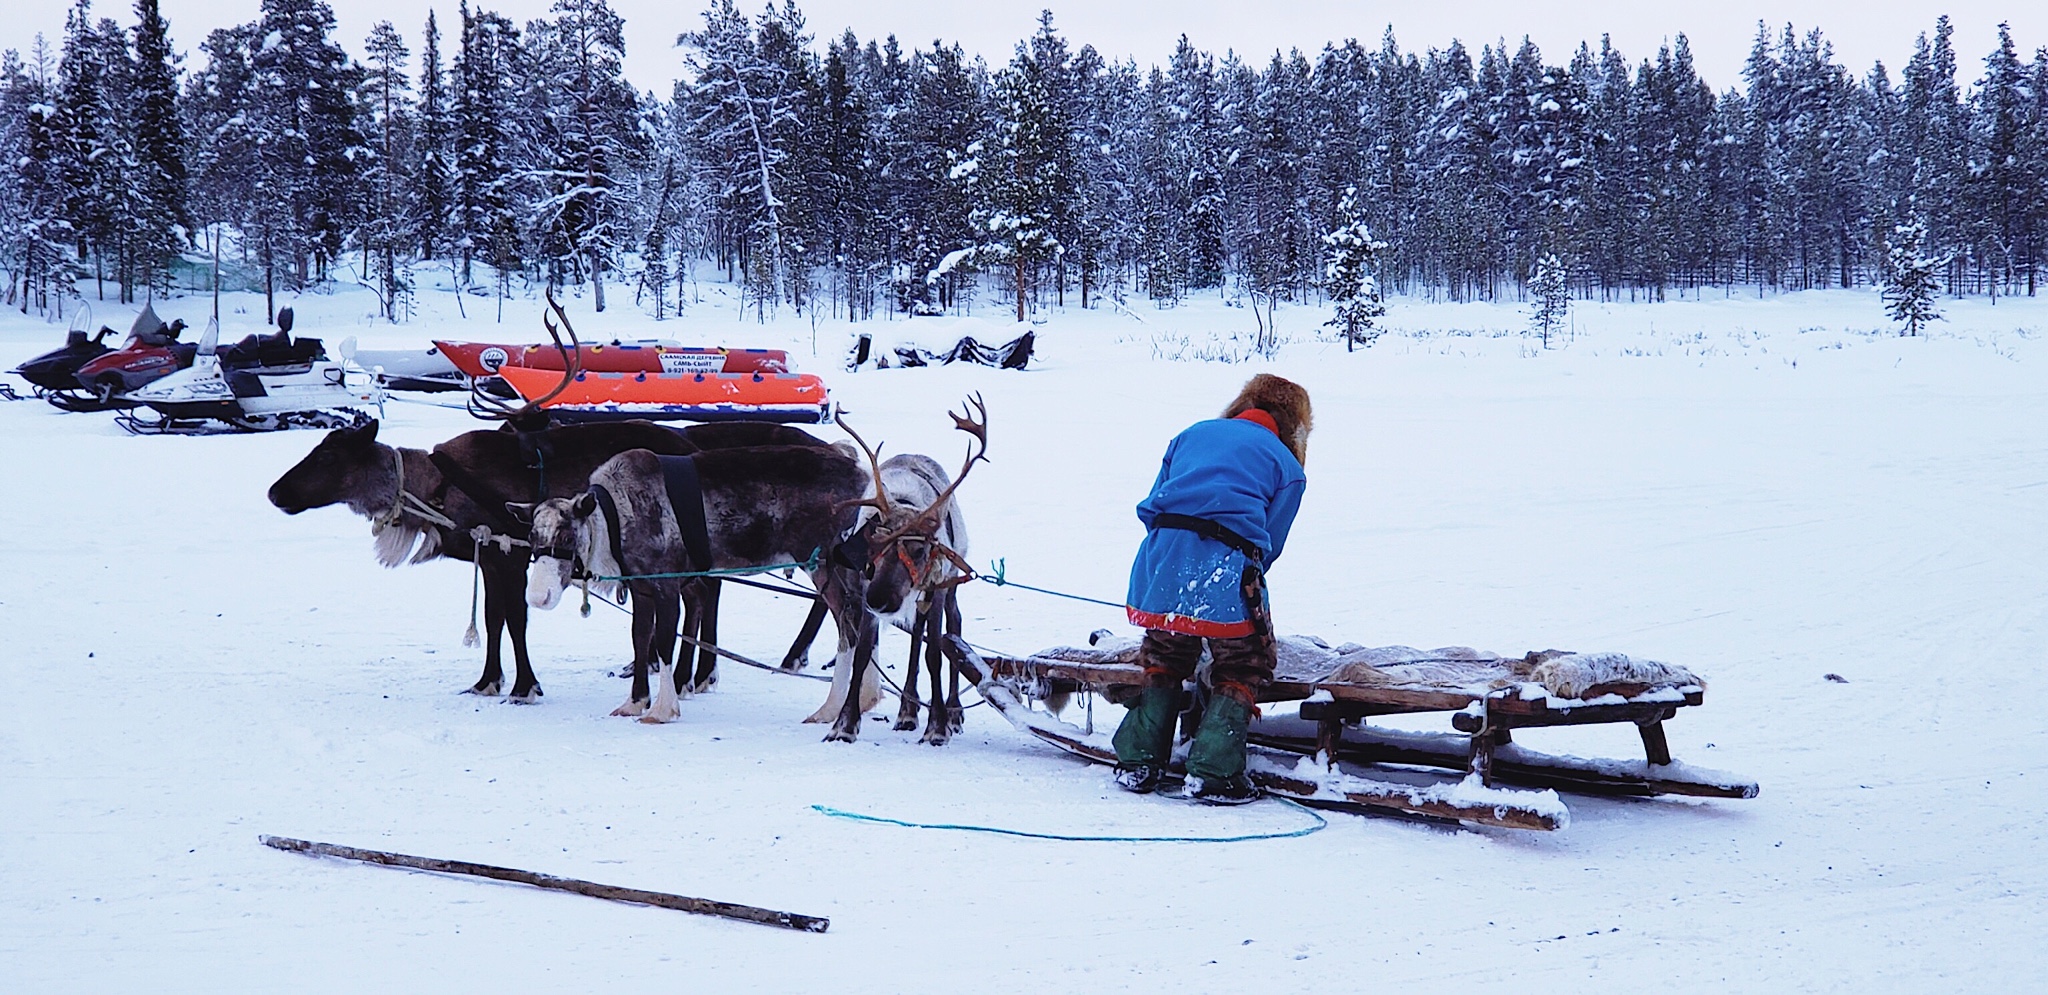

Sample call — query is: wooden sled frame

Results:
[942,638,1757,832]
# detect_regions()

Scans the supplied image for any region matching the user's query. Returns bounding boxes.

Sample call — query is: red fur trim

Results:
[1126,607,1255,638]
[1233,409,1280,437]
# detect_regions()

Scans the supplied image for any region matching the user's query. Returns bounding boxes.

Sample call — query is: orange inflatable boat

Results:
[496,365,832,424]
[435,340,790,378]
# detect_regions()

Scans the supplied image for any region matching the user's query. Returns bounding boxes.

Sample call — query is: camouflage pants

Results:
[1134,565,1275,706]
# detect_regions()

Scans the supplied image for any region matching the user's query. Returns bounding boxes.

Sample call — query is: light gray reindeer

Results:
[803,448,974,745]
[802,401,987,741]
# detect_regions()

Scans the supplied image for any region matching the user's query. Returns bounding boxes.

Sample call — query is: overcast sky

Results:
[4,1,2037,94]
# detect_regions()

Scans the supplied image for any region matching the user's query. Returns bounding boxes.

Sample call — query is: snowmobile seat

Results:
[219,331,325,369]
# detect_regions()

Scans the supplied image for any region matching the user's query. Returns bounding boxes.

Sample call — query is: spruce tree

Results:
[1883,220,1943,335]
[129,0,185,298]
[1322,188,1389,350]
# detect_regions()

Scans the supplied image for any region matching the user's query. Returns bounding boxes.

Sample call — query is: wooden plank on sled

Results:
[950,639,1565,831]
[1250,716,1758,800]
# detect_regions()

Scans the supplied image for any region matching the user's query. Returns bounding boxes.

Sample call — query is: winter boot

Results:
[1183,693,1264,805]
[1111,686,1180,794]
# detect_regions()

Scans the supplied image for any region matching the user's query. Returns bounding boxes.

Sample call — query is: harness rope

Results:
[809,796,1326,843]
[976,558,1126,609]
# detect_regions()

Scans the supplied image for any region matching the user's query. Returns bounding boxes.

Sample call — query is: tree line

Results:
[1,0,2044,325]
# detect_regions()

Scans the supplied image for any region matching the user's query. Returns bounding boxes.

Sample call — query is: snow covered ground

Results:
[2,279,2044,991]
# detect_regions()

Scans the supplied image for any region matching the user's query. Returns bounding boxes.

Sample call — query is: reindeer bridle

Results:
[837,393,988,589]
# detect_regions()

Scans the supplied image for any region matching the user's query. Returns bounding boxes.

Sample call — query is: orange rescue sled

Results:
[496,365,832,424]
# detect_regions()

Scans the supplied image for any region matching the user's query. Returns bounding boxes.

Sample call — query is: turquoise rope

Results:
[809,797,1327,843]
[977,557,1127,610]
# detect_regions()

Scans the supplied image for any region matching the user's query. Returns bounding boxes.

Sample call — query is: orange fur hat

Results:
[1222,374,1313,466]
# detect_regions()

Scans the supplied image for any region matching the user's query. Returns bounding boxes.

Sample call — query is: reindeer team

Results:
[267,292,985,743]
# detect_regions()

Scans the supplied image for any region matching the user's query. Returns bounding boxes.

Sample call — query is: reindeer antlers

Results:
[879,393,989,546]
[832,414,894,518]
[467,289,584,423]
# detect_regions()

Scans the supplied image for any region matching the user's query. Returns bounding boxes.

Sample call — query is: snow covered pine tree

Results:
[1883,221,1944,336]
[1530,252,1569,347]
[1322,188,1388,351]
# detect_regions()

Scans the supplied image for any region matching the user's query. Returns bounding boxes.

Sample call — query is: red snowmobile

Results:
[53,302,195,412]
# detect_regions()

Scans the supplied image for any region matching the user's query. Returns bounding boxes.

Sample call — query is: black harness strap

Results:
[587,484,630,582]
[427,450,520,535]
[1150,513,1266,566]
[657,455,714,573]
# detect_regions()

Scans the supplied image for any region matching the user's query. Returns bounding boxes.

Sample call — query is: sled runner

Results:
[495,364,833,424]
[942,634,1754,831]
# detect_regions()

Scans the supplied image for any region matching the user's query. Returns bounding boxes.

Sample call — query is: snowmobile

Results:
[118,307,383,434]
[50,302,196,412]
[10,308,116,397]
[337,338,466,393]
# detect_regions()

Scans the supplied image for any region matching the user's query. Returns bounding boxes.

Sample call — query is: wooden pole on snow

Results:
[260,836,828,933]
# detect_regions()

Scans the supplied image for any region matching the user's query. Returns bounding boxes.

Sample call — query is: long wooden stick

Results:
[260,836,828,933]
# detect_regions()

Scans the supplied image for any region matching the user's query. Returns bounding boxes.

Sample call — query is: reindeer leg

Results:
[895,604,926,731]
[467,552,507,697]
[945,590,965,734]
[919,604,952,745]
[781,600,830,671]
[645,584,684,724]
[692,580,721,693]
[612,583,654,717]
[503,551,543,702]
[825,615,877,743]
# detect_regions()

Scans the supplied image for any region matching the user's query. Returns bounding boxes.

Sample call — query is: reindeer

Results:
[802,450,973,745]
[520,397,988,742]
[808,397,987,743]
[267,290,826,700]
[517,444,876,728]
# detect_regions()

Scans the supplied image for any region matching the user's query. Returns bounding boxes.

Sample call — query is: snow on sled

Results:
[435,339,791,378]
[943,634,1754,831]
[495,364,833,425]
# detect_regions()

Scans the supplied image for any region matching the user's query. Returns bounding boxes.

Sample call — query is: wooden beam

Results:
[260,836,829,932]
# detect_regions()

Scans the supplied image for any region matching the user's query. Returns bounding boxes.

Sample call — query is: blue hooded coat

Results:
[1126,414,1306,637]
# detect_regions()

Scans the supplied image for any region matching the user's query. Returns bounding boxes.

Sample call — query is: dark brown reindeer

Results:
[266,291,824,700]
[517,444,876,726]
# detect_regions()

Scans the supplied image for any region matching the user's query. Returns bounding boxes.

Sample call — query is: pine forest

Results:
[3,0,2046,325]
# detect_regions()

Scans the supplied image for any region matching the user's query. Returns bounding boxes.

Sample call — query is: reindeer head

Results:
[838,395,987,618]
[269,419,387,516]
[509,491,610,611]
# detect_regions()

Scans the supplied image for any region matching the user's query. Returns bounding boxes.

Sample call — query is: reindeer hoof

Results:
[893,715,918,732]
[507,686,542,704]
[822,726,859,743]
[639,708,678,724]
[465,681,502,697]
[611,665,636,679]
[612,700,648,717]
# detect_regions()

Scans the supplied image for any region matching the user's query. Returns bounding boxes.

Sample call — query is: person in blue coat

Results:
[1113,374,1311,803]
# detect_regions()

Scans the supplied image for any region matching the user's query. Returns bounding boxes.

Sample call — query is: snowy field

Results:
[2,280,2044,991]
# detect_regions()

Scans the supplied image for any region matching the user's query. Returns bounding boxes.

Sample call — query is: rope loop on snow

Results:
[809,797,1327,843]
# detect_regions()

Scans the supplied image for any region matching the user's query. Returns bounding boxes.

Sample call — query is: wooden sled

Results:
[940,636,1756,832]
